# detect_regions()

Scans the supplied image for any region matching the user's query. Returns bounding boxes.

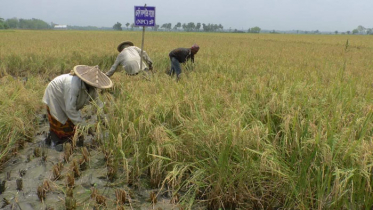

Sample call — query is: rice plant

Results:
[1,30,373,209]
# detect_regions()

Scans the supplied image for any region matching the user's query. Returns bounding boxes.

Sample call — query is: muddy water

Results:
[0,115,182,210]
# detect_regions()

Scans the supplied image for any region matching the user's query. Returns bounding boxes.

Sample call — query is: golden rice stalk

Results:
[66,187,74,197]
[96,194,107,206]
[66,172,75,187]
[34,147,41,157]
[52,164,62,181]
[71,160,80,178]
[90,187,98,199]
[37,185,46,202]
[150,191,158,204]
[42,180,51,192]
[117,132,123,149]
[81,147,90,163]
[64,143,72,162]
[65,196,76,210]
[115,189,126,205]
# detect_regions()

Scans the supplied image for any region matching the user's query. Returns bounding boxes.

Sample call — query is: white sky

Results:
[1,0,372,32]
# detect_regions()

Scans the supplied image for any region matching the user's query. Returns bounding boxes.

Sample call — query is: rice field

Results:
[1,30,373,209]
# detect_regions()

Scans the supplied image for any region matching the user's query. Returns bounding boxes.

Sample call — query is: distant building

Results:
[54,24,67,29]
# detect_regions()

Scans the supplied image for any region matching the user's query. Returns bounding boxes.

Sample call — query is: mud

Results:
[0,114,182,210]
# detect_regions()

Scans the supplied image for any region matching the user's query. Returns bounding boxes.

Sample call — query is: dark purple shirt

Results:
[169,48,194,63]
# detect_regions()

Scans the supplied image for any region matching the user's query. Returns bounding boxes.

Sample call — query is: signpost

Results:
[134,5,156,72]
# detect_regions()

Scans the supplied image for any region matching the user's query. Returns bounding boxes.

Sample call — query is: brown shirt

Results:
[169,48,194,63]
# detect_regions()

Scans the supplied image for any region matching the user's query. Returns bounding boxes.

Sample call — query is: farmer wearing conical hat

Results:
[105,41,153,77]
[168,44,200,81]
[42,65,113,150]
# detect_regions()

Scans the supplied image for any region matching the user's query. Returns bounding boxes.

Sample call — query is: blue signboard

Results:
[134,6,156,27]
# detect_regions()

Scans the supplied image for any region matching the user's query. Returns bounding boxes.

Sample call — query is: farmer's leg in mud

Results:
[44,130,60,145]
[50,132,74,152]
[45,132,52,146]
[51,123,85,148]
[44,130,73,151]
[46,109,75,150]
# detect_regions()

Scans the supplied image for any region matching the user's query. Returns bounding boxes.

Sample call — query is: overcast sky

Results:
[1,0,372,32]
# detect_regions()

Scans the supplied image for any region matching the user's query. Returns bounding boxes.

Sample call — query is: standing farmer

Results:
[106,41,153,77]
[43,65,113,150]
[168,44,200,81]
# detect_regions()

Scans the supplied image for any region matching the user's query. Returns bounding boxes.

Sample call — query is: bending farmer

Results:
[106,41,153,77]
[168,44,200,81]
[42,65,113,149]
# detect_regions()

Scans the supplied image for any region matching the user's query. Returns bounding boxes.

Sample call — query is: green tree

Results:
[201,23,223,32]
[125,22,130,30]
[186,22,195,31]
[334,30,338,34]
[270,30,277,34]
[352,29,358,34]
[196,23,201,31]
[175,22,181,30]
[17,18,50,29]
[154,24,159,31]
[0,18,5,29]
[248,26,261,33]
[161,23,172,31]
[113,22,122,31]
[357,25,365,33]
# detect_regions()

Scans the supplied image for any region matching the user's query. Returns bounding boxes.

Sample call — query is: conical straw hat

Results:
[73,65,113,89]
[117,41,134,52]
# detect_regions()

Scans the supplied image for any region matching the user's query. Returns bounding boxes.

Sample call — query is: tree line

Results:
[0,17,51,29]
[0,17,111,30]
[113,22,227,32]
[351,25,372,35]
[332,26,373,35]
[1,17,371,35]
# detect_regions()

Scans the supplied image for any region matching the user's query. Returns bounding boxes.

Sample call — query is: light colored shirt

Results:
[42,74,98,125]
[106,46,153,77]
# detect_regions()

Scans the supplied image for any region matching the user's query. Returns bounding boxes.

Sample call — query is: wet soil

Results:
[0,114,182,210]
